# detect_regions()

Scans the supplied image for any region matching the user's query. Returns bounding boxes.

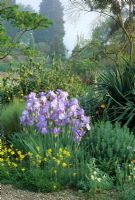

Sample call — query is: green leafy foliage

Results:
[0,1,51,60]
[0,99,24,135]
[83,121,135,175]
[0,58,85,104]
[43,63,85,97]
[116,182,135,200]
[76,158,113,192]
[79,87,102,123]
[2,127,88,191]
[99,65,135,130]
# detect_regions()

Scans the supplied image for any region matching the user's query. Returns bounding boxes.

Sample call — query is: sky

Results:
[16,0,98,53]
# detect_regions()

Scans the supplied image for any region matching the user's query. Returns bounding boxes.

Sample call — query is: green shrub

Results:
[76,158,113,192]
[15,168,61,192]
[83,121,135,175]
[0,99,24,136]
[43,64,86,97]
[1,58,85,104]
[10,128,87,189]
[0,58,46,103]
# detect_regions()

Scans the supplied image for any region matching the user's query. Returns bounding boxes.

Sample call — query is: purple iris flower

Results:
[52,127,60,134]
[20,90,91,142]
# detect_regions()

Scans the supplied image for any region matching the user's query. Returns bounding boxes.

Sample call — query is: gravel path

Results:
[0,184,87,200]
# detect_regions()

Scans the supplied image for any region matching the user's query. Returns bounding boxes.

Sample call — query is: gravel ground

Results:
[0,185,87,200]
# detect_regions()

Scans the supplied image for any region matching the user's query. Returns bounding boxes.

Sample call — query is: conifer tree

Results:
[34,0,66,59]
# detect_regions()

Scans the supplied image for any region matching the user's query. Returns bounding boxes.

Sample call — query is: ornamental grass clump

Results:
[20,90,91,142]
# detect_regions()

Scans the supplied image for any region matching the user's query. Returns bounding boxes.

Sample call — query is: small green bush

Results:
[0,99,24,136]
[76,159,113,192]
[83,121,135,175]
[1,58,86,104]
[1,128,88,191]
[43,64,85,98]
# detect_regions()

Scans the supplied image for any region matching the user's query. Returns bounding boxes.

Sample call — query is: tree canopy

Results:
[70,0,135,63]
[0,0,51,60]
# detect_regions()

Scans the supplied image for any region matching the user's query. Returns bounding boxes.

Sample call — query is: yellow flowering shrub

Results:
[28,147,71,169]
[0,139,26,169]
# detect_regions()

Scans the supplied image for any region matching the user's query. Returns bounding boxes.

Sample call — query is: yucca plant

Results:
[99,64,135,130]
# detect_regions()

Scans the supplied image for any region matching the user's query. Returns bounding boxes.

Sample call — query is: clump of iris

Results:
[20,90,91,142]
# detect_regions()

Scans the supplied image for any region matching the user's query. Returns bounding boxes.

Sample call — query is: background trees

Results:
[0,0,51,60]
[34,0,66,59]
[70,0,135,63]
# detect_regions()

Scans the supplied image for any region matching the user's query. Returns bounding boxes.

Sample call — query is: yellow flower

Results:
[0,158,4,162]
[8,148,12,153]
[17,151,22,155]
[0,151,4,156]
[47,148,52,154]
[62,162,67,168]
[63,150,70,157]
[10,151,15,155]
[46,148,52,156]
[19,154,25,160]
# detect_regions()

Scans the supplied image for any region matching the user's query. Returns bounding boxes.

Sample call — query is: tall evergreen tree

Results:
[4,0,17,37]
[34,0,66,59]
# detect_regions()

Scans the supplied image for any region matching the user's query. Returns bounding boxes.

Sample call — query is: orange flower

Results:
[131,160,135,164]
[100,104,106,109]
